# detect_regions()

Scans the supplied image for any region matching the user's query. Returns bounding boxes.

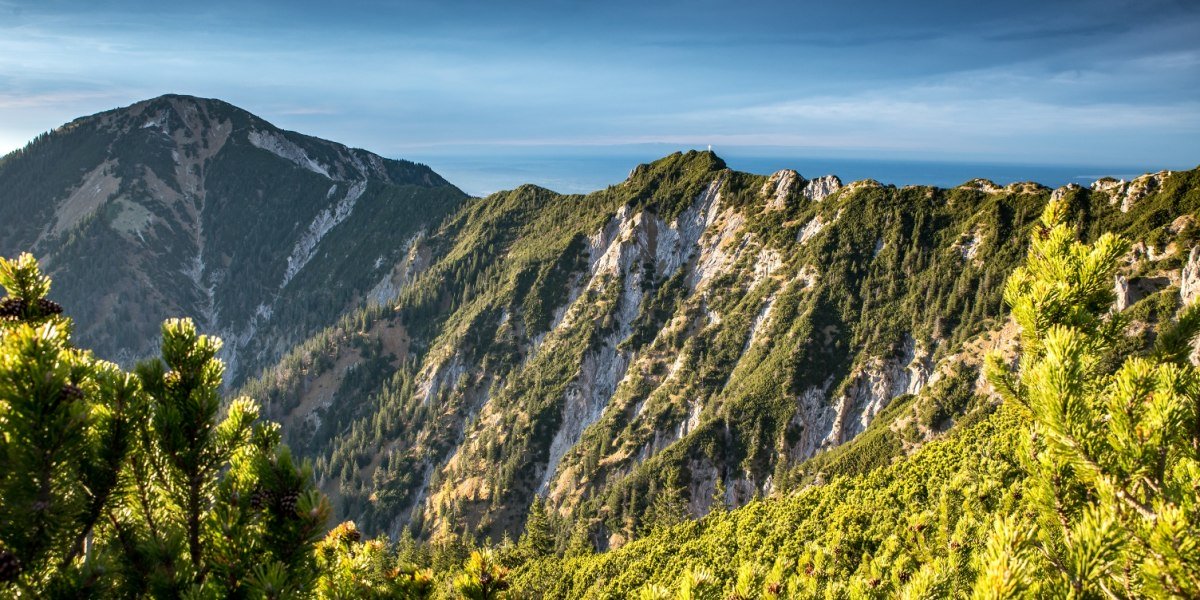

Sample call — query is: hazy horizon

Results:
[410,145,1186,197]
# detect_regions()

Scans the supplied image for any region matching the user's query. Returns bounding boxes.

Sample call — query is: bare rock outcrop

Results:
[780,337,933,465]
[1092,172,1171,213]
[960,178,1002,193]
[1051,183,1082,202]
[803,175,842,202]
[1115,274,1172,312]
[761,169,800,210]
[761,170,841,209]
[1181,247,1200,306]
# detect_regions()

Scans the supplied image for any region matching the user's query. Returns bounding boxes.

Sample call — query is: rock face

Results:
[761,170,800,210]
[1180,246,1200,366]
[1051,183,1082,201]
[826,338,931,445]
[0,94,465,382]
[803,175,842,202]
[1115,274,1172,312]
[1182,247,1200,306]
[760,170,841,210]
[960,179,1003,193]
[1091,172,1172,213]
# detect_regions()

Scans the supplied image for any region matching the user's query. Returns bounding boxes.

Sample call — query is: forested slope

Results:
[243,150,1200,552]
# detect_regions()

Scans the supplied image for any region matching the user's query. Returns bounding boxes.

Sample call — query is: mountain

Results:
[0,94,466,382]
[238,148,1200,547]
[5,97,1197,559]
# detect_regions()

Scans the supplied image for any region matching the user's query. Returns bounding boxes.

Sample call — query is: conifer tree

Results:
[973,199,1200,598]
[0,253,411,597]
[563,518,593,558]
[0,253,142,597]
[709,478,728,515]
[453,549,510,599]
[676,567,720,600]
[108,318,331,597]
[642,473,688,536]
[313,521,433,599]
[519,497,555,559]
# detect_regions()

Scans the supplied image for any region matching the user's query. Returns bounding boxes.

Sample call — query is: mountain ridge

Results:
[4,96,1198,556]
[237,145,1200,547]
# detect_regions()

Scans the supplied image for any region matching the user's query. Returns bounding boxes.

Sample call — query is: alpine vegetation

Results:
[2,97,1198,598]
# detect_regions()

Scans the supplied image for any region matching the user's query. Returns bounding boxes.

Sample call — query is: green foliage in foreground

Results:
[509,199,1200,598]
[0,253,460,598]
[974,199,1200,596]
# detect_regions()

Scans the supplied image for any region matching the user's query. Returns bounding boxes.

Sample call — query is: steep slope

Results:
[513,400,1029,598]
[0,95,466,381]
[243,149,1200,546]
[510,190,1200,599]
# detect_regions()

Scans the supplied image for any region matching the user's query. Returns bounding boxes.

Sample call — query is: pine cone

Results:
[278,490,300,514]
[0,298,26,321]
[0,549,21,583]
[249,487,268,510]
[60,384,84,402]
[0,298,62,321]
[36,299,63,316]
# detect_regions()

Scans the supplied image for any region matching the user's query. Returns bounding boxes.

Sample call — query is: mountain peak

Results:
[0,96,466,381]
[625,150,727,185]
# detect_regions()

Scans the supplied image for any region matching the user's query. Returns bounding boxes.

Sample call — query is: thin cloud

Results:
[274,107,339,116]
[0,90,132,110]
[705,96,1200,133]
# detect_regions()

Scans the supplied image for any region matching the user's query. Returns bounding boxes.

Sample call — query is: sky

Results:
[1,0,1198,195]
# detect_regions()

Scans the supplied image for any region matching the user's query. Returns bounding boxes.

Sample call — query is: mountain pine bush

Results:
[974,199,1200,597]
[0,253,436,598]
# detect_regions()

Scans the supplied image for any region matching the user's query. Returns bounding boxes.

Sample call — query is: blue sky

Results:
[1,0,1198,194]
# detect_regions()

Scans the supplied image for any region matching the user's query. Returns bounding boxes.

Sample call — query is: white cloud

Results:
[699,96,1200,134]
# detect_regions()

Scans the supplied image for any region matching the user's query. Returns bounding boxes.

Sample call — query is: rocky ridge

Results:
[242,150,1200,547]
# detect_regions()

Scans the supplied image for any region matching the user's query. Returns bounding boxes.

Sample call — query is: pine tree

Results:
[314,521,433,599]
[102,318,331,596]
[0,253,410,597]
[563,518,594,558]
[973,199,1200,598]
[520,497,555,559]
[0,253,142,597]
[453,549,510,599]
[675,567,720,600]
[710,478,728,515]
[642,473,688,536]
